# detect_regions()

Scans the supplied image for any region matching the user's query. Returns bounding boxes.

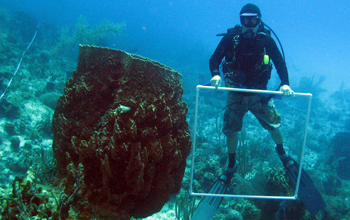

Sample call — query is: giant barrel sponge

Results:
[52,45,191,219]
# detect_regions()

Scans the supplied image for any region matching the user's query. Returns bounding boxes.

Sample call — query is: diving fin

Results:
[282,157,326,215]
[191,175,229,220]
[191,162,239,220]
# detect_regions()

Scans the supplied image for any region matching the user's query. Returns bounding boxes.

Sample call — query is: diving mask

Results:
[240,13,261,38]
[240,15,260,28]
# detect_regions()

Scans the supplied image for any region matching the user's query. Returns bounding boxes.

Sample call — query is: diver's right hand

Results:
[210,75,222,90]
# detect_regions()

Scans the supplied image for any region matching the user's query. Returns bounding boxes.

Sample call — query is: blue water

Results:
[3,0,350,93]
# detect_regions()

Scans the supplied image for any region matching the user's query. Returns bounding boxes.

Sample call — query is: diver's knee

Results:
[269,127,281,135]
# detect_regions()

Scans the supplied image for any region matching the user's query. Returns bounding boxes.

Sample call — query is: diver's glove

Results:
[280,85,295,97]
[210,74,222,90]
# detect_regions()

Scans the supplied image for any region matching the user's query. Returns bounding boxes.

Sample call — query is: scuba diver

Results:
[209,3,294,181]
[191,4,325,219]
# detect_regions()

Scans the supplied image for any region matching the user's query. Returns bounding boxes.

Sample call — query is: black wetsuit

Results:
[209,26,290,89]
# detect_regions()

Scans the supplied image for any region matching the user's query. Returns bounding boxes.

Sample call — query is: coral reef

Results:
[234,199,261,220]
[10,136,20,152]
[266,167,292,196]
[0,165,59,219]
[175,190,195,220]
[39,92,61,110]
[52,46,191,219]
[328,132,350,180]
[0,99,20,119]
[51,16,125,59]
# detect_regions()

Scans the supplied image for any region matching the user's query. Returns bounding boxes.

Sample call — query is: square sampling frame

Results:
[189,85,313,200]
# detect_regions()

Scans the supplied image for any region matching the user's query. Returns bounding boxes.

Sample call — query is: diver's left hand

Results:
[280,85,295,97]
[210,75,222,90]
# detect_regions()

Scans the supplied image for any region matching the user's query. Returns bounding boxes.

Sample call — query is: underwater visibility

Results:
[0,1,350,219]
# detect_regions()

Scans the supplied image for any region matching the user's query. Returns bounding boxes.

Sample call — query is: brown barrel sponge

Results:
[52,45,191,219]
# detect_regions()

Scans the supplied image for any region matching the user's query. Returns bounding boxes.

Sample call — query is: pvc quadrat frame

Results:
[189,85,312,200]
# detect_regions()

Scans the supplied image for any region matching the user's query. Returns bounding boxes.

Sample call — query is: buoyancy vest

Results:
[217,24,273,89]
